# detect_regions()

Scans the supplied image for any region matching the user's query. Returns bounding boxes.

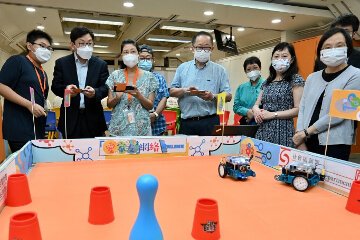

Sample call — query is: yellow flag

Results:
[217,92,227,115]
[329,89,360,121]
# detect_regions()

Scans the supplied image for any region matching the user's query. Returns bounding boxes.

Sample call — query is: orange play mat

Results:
[0,156,359,239]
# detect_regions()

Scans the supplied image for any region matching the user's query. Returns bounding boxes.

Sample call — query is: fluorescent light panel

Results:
[61,13,124,26]
[161,22,213,33]
[146,34,191,43]
[150,46,172,52]
[64,28,116,38]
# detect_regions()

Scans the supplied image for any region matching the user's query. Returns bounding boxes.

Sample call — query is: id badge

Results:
[124,110,135,124]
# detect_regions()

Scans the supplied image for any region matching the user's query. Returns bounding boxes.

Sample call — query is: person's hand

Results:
[66,84,79,97]
[253,108,264,124]
[198,90,213,101]
[150,113,156,124]
[125,85,141,98]
[246,109,254,120]
[262,110,275,121]
[83,86,95,98]
[28,103,46,118]
[296,141,308,151]
[293,130,306,147]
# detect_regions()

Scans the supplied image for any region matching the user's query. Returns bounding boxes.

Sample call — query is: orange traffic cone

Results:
[6,173,32,207]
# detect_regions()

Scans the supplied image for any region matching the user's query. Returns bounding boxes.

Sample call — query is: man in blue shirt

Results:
[0,30,53,152]
[138,44,170,136]
[233,56,265,125]
[170,31,232,136]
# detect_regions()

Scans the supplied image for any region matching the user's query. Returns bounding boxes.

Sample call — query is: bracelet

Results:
[274,112,278,118]
[303,129,310,138]
[153,112,159,119]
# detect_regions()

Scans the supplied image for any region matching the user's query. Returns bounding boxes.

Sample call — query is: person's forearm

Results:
[170,88,186,98]
[137,94,154,110]
[225,93,232,102]
[276,107,299,119]
[155,97,167,114]
[0,83,31,110]
[107,97,119,109]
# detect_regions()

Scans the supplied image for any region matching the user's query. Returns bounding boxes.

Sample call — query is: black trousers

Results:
[306,135,351,161]
[8,141,27,153]
[67,110,97,139]
[179,115,219,136]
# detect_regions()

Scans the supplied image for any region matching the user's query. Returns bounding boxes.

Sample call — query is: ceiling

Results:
[0,0,359,63]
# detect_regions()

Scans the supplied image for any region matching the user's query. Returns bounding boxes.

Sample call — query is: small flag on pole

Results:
[217,92,226,115]
[64,89,71,107]
[30,87,35,106]
[329,89,360,121]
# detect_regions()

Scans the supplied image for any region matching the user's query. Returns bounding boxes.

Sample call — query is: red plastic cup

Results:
[88,186,115,225]
[6,173,32,207]
[346,180,360,214]
[9,211,42,240]
[191,198,220,240]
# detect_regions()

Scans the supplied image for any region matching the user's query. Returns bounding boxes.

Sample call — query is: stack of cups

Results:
[88,186,115,225]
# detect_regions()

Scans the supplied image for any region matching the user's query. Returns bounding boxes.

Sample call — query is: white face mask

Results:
[246,70,261,82]
[123,54,139,68]
[194,50,211,63]
[76,45,93,60]
[271,59,291,73]
[320,47,347,67]
[33,47,51,64]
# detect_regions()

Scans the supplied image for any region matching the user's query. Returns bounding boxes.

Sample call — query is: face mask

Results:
[33,47,51,64]
[320,47,347,67]
[138,60,153,71]
[194,50,211,63]
[123,54,139,68]
[246,70,261,82]
[272,59,291,73]
[76,46,93,60]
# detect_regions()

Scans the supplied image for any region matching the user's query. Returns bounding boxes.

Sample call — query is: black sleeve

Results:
[313,57,326,72]
[51,59,67,97]
[94,60,109,102]
[0,56,22,89]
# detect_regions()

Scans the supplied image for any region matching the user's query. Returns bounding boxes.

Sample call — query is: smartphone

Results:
[198,90,206,94]
[113,84,135,92]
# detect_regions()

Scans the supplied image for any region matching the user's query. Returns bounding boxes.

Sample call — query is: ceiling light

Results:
[26,7,35,12]
[237,27,245,31]
[204,11,214,16]
[61,13,124,26]
[53,42,60,46]
[161,22,213,33]
[94,44,109,48]
[150,46,172,52]
[271,19,281,23]
[146,34,192,43]
[176,53,181,56]
[64,28,116,38]
[123,2,134,7]
[37,25,45,30]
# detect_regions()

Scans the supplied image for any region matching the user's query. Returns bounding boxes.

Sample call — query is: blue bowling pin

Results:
[129,174,164,240]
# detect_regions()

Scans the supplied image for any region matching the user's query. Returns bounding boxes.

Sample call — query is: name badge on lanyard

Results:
[26,55,47,111]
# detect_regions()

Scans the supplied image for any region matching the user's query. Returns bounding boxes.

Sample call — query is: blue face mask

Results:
[138,60,153,71]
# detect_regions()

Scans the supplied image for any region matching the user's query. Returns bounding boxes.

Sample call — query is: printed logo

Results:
[279,147,290,167]
[355,169,360,181]
[201,221,217,233]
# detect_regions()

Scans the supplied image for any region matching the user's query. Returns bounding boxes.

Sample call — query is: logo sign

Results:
[30,87,35,106]
[201,221,217,233]
[64,89,71,107]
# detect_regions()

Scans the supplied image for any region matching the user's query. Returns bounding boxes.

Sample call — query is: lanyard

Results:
[124,67,139,105]
[26,55,46,97]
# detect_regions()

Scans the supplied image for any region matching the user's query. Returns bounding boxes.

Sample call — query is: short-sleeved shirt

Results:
[233,77,265,116]
[255,74,305,147]
[105,69,158,136]
[0,55,49,141]
[152,72,170,136]
[170,60,231,119]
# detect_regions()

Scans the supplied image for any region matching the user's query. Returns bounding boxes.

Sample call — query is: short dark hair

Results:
[267,42,299,84]
[70,27,94,43]
[243,56,261,72]
[330,13,359,32]
[121,39,139,53]
[26,29,53,45]
[139,44,154,56]
[317,28,353,59]
[192,31,213,46]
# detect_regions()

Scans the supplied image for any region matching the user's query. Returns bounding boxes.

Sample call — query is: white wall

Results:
[0,49,11,69]
[215,46,275,124]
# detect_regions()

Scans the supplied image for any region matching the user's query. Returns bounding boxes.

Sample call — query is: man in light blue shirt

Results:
[233,56,265,125]
[170,31,232,136]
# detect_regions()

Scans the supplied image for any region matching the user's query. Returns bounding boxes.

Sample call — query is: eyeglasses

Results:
[32,43,54,52]
[194,46,212,52]
[139,57,153,62]
[76,42,95,47]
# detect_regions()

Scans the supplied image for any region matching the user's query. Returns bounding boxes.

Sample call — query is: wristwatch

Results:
[153,112,159,119]
[303,129,310,138]
[274,112,278,118]
[211,94,217,101]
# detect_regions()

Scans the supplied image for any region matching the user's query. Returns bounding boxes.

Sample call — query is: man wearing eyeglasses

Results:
[170,31,232,136]
[0,30,53,152]
[52,27,109,139]
[314,13,360,71]
[138,44,170,136]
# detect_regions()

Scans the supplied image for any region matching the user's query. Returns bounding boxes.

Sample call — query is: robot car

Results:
[274,161,325,191]
[218,155,256,180]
